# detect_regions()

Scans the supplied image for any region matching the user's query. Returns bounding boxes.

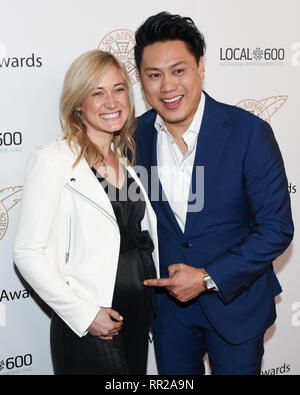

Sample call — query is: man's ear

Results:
[198,57,205,80]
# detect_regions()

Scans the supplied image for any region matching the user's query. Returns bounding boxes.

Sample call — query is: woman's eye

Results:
[92,91,103,97]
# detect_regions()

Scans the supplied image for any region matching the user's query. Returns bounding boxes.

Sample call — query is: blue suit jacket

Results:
[134,92,293,344]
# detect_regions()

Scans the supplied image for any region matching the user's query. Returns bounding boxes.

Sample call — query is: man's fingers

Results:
[144,277,174,287]
[168,263,182,277]
[166,287,176,297]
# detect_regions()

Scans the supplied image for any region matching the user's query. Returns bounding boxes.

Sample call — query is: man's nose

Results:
[161,75,177,92]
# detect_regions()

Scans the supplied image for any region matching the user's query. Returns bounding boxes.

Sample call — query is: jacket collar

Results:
[60,140,156,224]
[59,140,117,220]
[67,154,116,221]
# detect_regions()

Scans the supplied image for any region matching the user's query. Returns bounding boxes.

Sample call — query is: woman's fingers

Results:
[109,308,123,322]
[88,307,124,339]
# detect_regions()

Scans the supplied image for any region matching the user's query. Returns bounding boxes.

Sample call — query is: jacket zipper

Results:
[65,216,72,263]
[64,183,118,228]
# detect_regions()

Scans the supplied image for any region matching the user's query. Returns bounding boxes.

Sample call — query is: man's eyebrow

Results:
[143,66,160,72]
[143,61,187,72]
[170,61,187,68]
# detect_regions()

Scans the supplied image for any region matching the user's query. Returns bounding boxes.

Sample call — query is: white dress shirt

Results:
[155,93,205,233]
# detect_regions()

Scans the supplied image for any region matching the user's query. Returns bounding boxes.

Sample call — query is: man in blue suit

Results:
[133,12,294,375]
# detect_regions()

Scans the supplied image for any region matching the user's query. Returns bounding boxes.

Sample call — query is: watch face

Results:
[205,278,215,290]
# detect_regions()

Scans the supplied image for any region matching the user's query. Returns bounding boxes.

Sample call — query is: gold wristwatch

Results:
[201,268,216,291]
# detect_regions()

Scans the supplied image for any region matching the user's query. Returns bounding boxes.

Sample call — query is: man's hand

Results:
[87,307,123,340]
[144,263,205,303]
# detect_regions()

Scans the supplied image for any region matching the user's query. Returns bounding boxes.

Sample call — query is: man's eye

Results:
[174,68,184,75]
[149,73,160,79]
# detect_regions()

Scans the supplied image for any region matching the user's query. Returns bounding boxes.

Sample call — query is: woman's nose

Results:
[104,94,117,109]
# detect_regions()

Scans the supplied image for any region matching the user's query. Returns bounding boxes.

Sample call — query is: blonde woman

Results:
[14,50,159,375]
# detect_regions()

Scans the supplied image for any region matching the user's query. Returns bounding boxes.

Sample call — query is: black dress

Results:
[50,166,157,375]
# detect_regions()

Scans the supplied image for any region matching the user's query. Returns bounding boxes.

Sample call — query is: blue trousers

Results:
[153,303,264,375]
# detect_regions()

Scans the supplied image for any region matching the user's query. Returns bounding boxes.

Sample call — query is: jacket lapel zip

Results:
[64,184,118,228]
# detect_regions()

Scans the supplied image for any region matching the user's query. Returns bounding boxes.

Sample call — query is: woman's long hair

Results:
[60,49,136,167]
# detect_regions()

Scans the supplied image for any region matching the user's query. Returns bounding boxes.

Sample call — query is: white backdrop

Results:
[0,0,299,375]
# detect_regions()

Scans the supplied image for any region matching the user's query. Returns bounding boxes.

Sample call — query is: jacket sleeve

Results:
[205,120,294,304]
[14,147,100,336]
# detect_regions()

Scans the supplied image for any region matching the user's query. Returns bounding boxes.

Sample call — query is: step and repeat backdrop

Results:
[0,0,299,375]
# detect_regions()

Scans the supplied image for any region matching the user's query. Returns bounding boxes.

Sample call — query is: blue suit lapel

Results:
[136,93,232,239]
[184,93,232,236]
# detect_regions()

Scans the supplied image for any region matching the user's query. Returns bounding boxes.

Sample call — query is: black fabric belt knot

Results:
[119,226,154,254]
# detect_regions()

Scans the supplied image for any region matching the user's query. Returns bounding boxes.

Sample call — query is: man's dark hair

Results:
[134,11,206,71]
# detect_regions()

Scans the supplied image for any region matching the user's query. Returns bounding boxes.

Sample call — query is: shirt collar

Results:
[154,91,206,137]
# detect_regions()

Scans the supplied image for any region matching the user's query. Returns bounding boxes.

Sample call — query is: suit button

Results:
[182,242,190,249]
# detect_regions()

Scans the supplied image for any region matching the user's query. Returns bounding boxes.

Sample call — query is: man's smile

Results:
[161,95,184,109]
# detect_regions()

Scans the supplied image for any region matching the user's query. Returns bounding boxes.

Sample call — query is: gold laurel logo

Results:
[0,186,22,241]
[98,29,139,85]
[236,96,288,123]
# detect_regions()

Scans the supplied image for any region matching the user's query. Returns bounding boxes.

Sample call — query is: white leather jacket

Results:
[14,139,159,337]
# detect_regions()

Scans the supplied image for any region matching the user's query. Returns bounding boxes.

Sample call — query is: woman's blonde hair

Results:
[60,49,136,167]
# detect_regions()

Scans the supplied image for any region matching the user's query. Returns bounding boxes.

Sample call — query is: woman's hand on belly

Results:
[88,308,123,340]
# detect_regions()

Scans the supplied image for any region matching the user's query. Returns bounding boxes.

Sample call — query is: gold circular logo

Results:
[236,96,288,124]
[0,201,8,241]
[98,29,139,85]
[0,186,22,241]
[236,99,271,123]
